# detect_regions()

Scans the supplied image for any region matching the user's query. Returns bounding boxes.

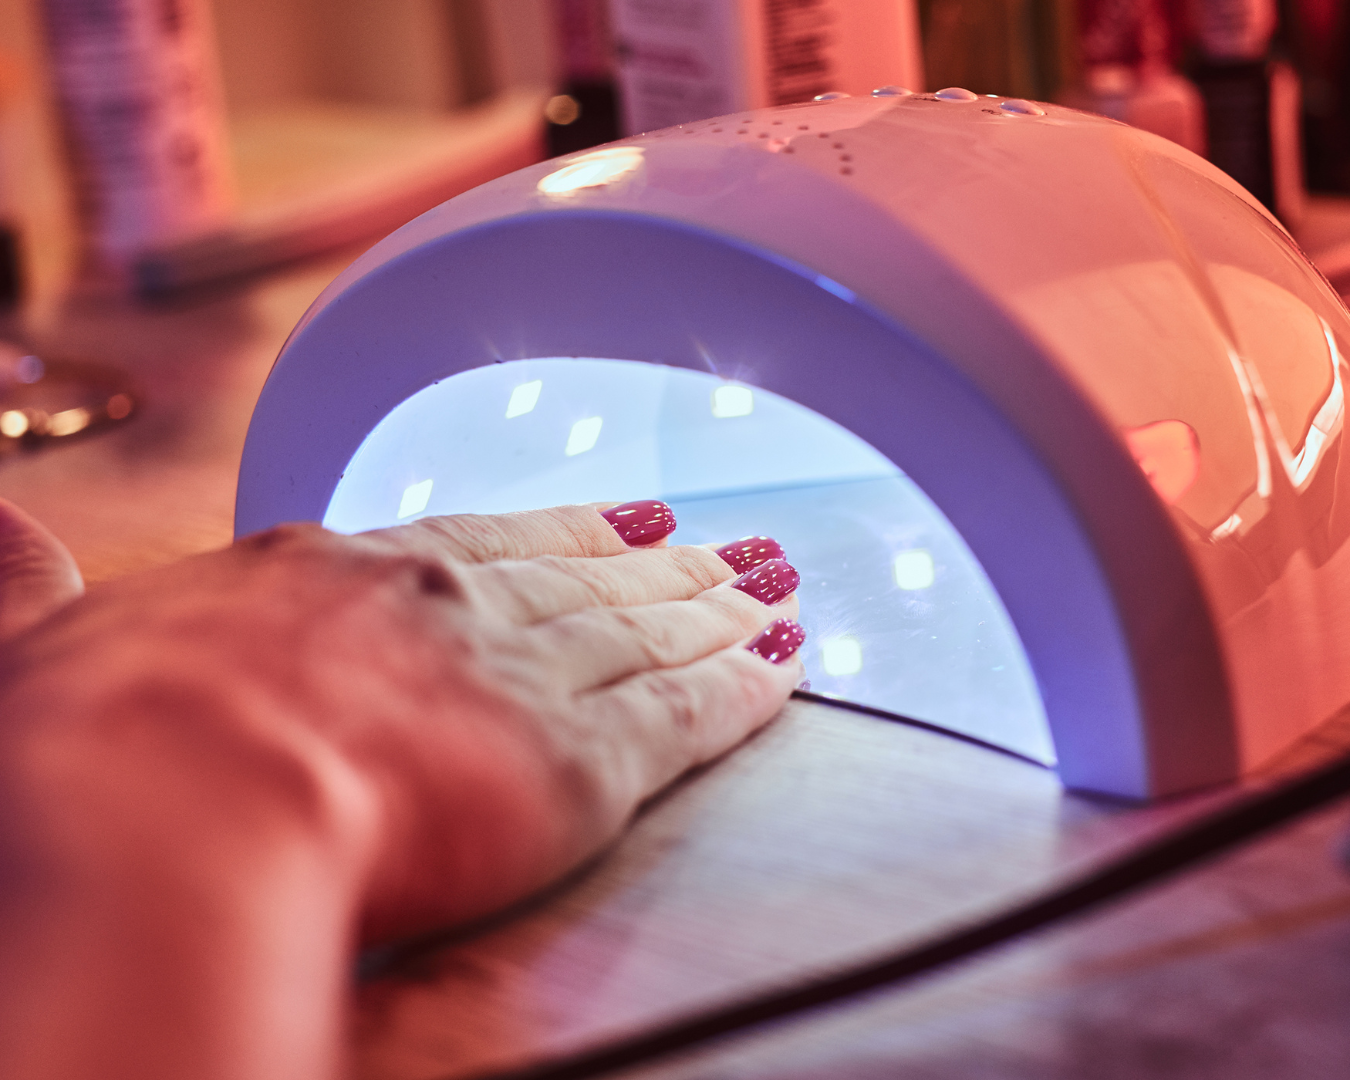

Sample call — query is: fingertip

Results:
[0,499,84,639]
[745,618,806,664]
[599,500,677,548]
[713,535,786,573]
[729,559,799,607]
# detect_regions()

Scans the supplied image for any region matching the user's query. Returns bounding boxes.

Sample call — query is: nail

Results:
[747,618,806,663]
[601,500,676,546]
[714,535,785,573]
[730,558,799,605]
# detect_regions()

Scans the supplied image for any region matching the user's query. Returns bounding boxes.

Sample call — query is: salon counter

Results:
[3,261,1349,1080]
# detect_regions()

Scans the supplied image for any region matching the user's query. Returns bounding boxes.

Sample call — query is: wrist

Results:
[0,672,381,1080]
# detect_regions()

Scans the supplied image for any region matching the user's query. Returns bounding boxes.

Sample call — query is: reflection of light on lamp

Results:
[537,147,644,195]
[1211,513,1242,541]
[398,479,434,519]
[893,549,935,589]
[1124,419,1200,505]
[814,275,856,303]
[711,384,754,418]
[47,407,90,437]
[821,636,863,676]
[565,416,603,456]
[0,410,27,437]
[1287,319,1345,488]
[1226,349,1273,499]
[505,380,542,418]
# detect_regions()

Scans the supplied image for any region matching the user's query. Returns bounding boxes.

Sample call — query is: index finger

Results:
[364,504,636,564]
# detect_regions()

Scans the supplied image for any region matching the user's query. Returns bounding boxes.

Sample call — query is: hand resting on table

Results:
[0,498,802,1080]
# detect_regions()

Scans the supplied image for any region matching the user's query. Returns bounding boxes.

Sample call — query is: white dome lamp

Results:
[237,91,1350,801]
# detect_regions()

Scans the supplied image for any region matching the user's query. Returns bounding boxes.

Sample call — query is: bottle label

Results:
[610,0,921,134]
[611,0,750,133]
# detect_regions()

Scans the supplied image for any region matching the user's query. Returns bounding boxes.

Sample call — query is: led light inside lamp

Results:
[565,416,603,456]
[821,636,864,676]
[506,380,543,418]
[711,384,755,418]
[319,358,1051,767]
[893,549,935,590]
[398,478,434,519]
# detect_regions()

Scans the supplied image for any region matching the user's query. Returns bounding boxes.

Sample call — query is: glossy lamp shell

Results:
[236,93,1350,799]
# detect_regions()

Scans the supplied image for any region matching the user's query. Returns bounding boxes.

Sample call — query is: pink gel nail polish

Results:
[600,499,677,546]
[747,618,806,663]
[714,535,785,573]
[730,558,799,605]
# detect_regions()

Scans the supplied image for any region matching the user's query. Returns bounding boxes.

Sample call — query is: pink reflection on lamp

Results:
[1125,419,1201,505]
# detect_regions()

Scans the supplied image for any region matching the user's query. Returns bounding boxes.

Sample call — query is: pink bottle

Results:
[39,0,234,284]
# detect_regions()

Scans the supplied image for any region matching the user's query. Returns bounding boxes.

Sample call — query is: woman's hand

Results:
[0,499,802,1080]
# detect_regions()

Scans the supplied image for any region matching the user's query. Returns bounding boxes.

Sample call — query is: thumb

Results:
[0,499,83,640]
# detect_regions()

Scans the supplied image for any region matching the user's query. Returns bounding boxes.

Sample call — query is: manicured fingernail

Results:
[730,558,799,605]
[601,500,676,546]
[747,618,806,663]
[714,535,785,573]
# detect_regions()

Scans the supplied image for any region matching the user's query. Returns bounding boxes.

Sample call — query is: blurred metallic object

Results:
[0,340,136,457]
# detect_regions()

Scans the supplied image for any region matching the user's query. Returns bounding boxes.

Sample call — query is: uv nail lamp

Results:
[236,91,1350,800]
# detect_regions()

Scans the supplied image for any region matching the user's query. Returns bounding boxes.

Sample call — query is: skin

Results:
[0,499,801,1080]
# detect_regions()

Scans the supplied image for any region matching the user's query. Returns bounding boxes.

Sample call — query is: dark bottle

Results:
[547,0,620,156]
[0,225,19,309]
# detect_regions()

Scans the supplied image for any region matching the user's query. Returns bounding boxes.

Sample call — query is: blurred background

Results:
[0,0,1348,306]
[2,0,1350,581]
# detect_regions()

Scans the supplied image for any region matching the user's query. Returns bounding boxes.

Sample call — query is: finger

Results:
[594,500,676,549]
[701,535,786,573]
[594,505,668,548]
[534,583,799,690]
[365,504,635,564]
[466,544,738,624]
[578,645,803,809]
[0,499,84,639]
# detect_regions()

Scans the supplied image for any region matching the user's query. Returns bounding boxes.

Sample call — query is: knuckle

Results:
[668,545,734,591]
[236,521,333,556]
[407,557,469,600]
[336,550,475,622]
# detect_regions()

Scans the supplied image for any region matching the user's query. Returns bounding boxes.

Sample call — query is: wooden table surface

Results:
[3,257,1349,1080]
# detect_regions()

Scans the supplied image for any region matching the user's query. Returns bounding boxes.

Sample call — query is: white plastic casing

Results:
[237,93,1350,799]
